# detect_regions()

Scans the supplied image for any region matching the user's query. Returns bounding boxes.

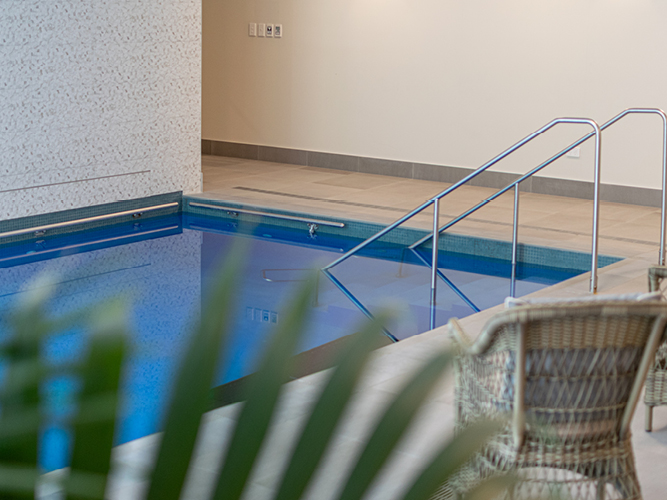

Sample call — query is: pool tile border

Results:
[183,195,622,272]
[0,190,621,272]
[0,192,182,246]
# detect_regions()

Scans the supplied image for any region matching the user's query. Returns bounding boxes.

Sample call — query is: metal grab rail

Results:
[321,268,399,342]
[407,248,481,313]
[324,117,603,294]
[409,107,667,274]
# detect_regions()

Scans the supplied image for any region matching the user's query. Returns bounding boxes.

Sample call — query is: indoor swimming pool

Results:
[0,209,618,470]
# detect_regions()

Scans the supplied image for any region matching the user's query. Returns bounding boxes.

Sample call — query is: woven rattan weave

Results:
[441,299,667,500]
[645,266,667,432]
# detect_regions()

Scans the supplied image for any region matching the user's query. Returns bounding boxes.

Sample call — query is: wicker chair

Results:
[445,299,667,500]
[645,266,667,431]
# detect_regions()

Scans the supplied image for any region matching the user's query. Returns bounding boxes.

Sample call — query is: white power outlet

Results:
[248,23,257,37]
[266,24,273,37]
[258,23,266,37]
[566,147,581,159]
[274,24,283,38]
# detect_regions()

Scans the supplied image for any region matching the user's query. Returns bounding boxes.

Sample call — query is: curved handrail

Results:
[324,117,603,293]
[324,120,572,271]
[320,268,399,342]
[410,108,667,263]
[408,108,667,295]
[319,108,666,339]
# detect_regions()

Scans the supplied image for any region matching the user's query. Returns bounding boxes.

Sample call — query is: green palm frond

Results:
[0,261,511,500]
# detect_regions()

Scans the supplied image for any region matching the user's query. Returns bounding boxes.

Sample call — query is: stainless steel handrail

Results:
[408,248,481,312]
[188,201,346,228]
[321,268,399,342]
[320,108,666,339]
[324,117,603,294]
[395,243,481,314]
[408,108,667,293]
[0,202,179,239]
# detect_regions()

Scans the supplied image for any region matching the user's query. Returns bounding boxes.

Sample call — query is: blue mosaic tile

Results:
[0,192,182,246]
[182,195,622,273]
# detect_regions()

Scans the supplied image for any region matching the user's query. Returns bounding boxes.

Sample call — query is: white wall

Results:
[0,0,202,221]
[203,0,667,190]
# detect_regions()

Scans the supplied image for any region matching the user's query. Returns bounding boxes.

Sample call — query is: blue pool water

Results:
[0,212,588,470]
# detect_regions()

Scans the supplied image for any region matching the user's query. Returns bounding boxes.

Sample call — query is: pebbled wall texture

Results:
[0,0,202,221]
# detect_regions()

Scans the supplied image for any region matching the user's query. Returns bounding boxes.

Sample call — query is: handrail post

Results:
[430,198,440,330]
[590,121,602,293]
[321,269,399,342]
[327,109,666,289]
[606,109,667,266]
[510,184,520,298]
[660,113,667,265]
[602,109,667,266]
[408,118,602,293]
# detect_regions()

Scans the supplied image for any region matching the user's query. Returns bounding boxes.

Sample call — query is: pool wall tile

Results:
[183,195,622,272]
[0,192,182,246]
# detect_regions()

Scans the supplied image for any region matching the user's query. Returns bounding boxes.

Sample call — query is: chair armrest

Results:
[448,318,474,352]
[649,266,667,293]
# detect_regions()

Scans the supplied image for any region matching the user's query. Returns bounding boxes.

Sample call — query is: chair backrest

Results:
[476,300,667,448]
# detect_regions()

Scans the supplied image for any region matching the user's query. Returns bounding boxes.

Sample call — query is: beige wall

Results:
[1,0,202,221]
[203,0,667,191]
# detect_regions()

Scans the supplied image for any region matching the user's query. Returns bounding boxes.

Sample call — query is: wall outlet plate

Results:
[274,24,282,38]
[258,23,266,37]
[248,23,257,37]
[266,24,273,37]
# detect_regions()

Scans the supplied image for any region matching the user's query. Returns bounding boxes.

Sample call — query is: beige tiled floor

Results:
[104,156,667,500]
[199,155,663,260]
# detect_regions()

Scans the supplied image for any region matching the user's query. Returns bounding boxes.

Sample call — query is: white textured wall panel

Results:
[0,0,201,221]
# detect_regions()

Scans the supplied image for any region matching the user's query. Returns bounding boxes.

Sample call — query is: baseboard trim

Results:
[202,139,662,208]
